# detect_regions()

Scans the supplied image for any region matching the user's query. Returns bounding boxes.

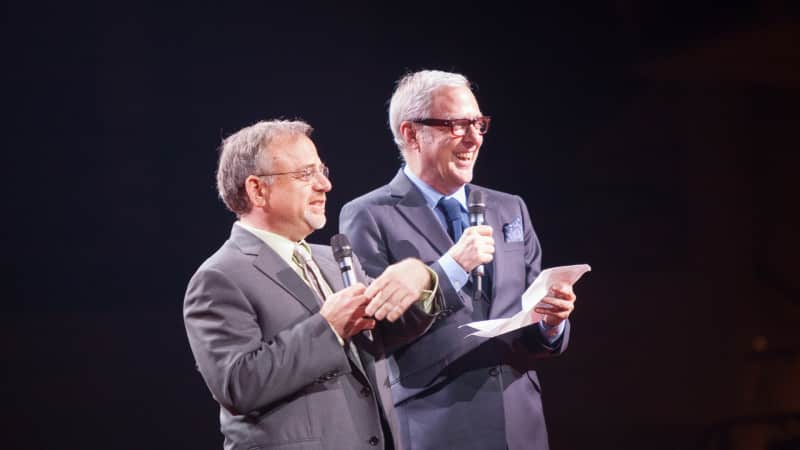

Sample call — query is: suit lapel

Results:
[231,225,321,314]
[389,172,501,301]
[389,171,453,256]
[483,192,501,301]
[232,227,374,381]
[312,248,344,293]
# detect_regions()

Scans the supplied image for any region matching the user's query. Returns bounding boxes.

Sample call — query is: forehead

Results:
[268,134,320,169]
[429,86,480,117]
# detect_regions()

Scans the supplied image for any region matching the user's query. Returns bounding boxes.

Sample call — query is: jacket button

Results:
[489,367,499,377]
[368,436,380,446]
[360,386,371,397]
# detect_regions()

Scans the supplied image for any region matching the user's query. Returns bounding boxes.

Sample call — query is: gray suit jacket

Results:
[183,223,438,450]
[340,170,570,450]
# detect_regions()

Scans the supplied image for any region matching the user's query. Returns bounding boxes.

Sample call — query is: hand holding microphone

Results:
[468,190,489,299]
[447,190,494,276]
[332,233,431,323]
[468,190,487,278]
[331,233,357,288]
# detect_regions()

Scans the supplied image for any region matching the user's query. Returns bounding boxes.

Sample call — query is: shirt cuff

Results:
[437,253,469,292]
[416,265,440,314]
[538,320,566,344]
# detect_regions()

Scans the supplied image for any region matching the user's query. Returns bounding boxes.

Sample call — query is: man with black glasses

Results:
[341,70,578,450]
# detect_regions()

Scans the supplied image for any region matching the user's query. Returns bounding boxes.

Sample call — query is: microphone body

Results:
[331,233,373,340]
[468,190,487,278]
[331,234,357,288]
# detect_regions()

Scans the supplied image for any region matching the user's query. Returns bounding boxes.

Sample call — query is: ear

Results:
[244,175,269,209]
[399,121,419,151]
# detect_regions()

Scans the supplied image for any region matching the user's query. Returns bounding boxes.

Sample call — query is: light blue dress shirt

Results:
[402,166,565,342]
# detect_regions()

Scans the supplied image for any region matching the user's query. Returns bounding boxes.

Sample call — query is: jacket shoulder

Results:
[342,182,395,210]
[470,183,523,205]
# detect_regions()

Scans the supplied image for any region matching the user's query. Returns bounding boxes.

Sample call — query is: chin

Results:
[304,212,327,230]
[453,171,474,186]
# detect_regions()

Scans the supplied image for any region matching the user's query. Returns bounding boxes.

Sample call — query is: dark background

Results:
[4,1,799,449]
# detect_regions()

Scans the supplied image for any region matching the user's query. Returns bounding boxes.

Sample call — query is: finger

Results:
[353,301,370,317]
[364,289,384,317]
[334,283,367,299]
[477,235,495,246]
[385,293,417,322]
[364,273,391,299]
[535,305,572,322]
[371,289,400,320]
[349,282,367,295]
[550,283,574,297]
[538,296,575,309]
[342,294,370,310]
[343,317,375,338]
[353,316,376,331]
[535,297,575,314]
[385,304,405,323]
[475,225,493,236]
[372,299,394,321]
[539,310,571,321]
[373,284,408,320]
[370,281,405,319]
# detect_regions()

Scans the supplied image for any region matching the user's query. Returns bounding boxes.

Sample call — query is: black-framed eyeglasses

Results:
[256,164,330,183]
[412,116,491,137]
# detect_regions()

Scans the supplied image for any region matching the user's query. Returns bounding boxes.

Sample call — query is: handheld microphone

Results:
[332,233,375,339]
[331,233,357,288]
[468,190,487,300]
[468,189,487,278]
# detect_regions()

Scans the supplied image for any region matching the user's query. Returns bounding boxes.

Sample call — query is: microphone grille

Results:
[468,189,486,211]
[330,233,353,261]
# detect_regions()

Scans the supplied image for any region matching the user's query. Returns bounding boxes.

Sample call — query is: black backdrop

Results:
[4,2,799,449]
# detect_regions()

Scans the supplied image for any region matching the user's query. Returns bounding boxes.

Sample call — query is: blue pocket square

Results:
[503,217,524,242]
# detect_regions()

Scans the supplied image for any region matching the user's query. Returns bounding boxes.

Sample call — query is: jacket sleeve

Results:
[518,195,570,356]
[183,266,351,416]
[342,203,443,354]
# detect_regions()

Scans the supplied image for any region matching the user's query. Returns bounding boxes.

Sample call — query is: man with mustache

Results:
[184,119,440,450]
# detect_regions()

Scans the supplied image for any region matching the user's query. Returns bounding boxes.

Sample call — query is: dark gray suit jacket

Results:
[183,223,438,450]
[340,170,570,450]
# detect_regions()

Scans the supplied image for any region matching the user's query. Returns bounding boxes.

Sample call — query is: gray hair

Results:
[388,70,471,155]
[216,119,313,215]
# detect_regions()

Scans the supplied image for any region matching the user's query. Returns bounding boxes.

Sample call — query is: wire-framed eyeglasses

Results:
[256,164,330,183]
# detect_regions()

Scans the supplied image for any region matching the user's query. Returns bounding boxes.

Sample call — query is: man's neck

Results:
[402,165,467,207]
[239,215,307,243]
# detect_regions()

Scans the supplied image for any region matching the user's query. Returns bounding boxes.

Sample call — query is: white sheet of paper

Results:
[460,264,591,338]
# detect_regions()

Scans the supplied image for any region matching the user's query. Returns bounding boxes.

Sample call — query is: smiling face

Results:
[258,134,332,241]
[405,85,483,195]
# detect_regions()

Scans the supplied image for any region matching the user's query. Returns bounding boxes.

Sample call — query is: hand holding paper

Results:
[461,264,591,338]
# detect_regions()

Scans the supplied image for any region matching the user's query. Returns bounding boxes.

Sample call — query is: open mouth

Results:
[454,151,474,164]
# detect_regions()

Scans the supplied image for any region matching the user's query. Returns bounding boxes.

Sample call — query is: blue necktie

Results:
[437,197,465,242]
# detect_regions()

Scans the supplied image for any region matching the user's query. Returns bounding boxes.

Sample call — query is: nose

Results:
[313,171,332,192]
[461,122,483,146]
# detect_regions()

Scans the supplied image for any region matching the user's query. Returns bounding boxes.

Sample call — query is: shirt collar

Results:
[235,220,304,265]
[402,165,467,211]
